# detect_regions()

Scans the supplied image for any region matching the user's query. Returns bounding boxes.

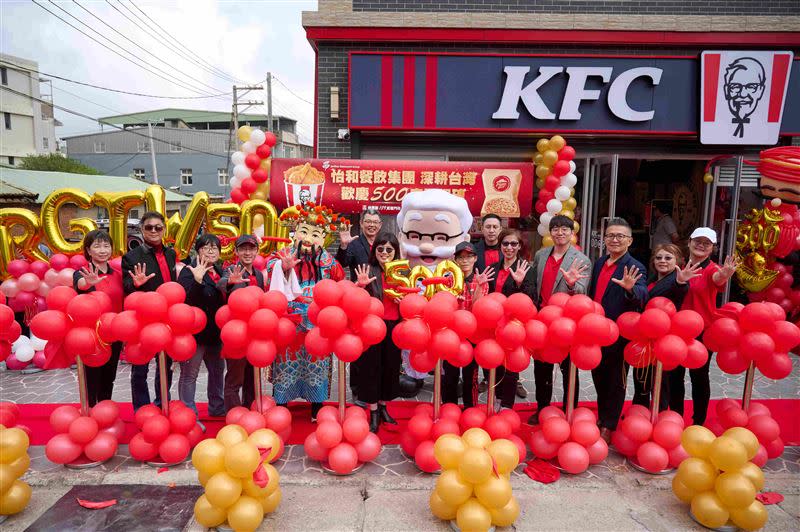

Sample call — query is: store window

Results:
[218,168,229,186]
[0,67,7,85]
[169,141,182,153]
[3,112,11,130]
[42,137,49,149]
[94,141,105,153]
[133,168,145,180]
[181,168,193,186]
[8,156,14,165]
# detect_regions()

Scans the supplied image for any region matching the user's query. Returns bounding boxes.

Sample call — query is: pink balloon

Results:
[6,260,30,278]
[5,353,28,370]
[0,279,20,298]
[12,291,35,311]
[44,269,59,286]
[32,351,46,368]
[557,441,591,474]
[667,444,690,468]
[36,282,51,297]
[109,257,122,271]
[585,437,609,464]
[48,254,69,271]
[17,273,40,292]
[69,255,88,270]
[30,261,49,279]
[57,268,75,287]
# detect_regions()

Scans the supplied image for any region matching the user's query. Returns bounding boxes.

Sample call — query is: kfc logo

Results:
[701,51,793,145]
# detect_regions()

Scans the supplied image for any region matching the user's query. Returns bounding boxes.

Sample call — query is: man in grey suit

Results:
[529,215,591,424]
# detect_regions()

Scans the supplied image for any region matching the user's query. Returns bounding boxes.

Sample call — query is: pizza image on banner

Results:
[700,50,793,145]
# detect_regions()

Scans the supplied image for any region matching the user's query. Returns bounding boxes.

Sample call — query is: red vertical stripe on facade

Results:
[381,55,393,127]
[424,56,438,127]
[768,54,791,123]
[703,53,721,122]
[402,56,415,127]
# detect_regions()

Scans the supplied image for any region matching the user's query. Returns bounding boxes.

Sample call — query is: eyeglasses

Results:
[727,82,763,95]
[402,230,462,244]
[654,255,675,261]
[362,220,382,226]
[143,224,164,232]
[551,227,572,234]
[199,244,220,253]
[692,239,714,248]
[604,233,630,241]
[375,246,394,254]
[501,241,520,248]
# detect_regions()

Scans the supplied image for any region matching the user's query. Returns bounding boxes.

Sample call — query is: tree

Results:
[20,153,102,175]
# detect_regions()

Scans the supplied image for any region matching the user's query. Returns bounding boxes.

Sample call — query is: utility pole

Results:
[147,120,158,184]
[267,72,273,134]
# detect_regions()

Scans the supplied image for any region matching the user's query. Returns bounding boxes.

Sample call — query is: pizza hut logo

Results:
[493,174,511,192]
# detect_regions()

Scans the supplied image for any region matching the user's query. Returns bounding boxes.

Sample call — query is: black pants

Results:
[86,342,122,407]
[534,357,576,412]
[591,338,627,430]
[224,358,255,412]
[354,320,401,404]
[631,364,669,412]
[131,354,173,411]
[443,360,478,408]
[494,366,519,409]
[665,350,713,425]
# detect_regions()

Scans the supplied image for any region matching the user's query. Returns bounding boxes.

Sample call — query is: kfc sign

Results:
[700,51,794,145]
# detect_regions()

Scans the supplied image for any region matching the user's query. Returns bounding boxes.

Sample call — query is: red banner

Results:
[269,158,534,216]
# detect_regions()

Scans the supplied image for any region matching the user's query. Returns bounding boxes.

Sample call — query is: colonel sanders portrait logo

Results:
[723,58,766,138]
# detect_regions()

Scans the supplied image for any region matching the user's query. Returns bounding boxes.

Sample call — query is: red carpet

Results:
[15,399,800,447]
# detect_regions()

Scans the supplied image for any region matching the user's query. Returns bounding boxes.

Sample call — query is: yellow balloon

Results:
[260,487,282,514]
[722,428,759,461]
[237,125,253,142]
[715,471,756,509]
[171,192,210,259]
[225,441,261,478]
[204,471,243,509]
[259,158,271,173]
[729,499,768,531]
[474,473,512,509]
[542,235,554,247]
[206,202,241,260]
[433,434,466,470]
[708,436,748,472]
[535,177,545,190]
[40,188,97,255]
[573,221,580,233]
[489,494,520,527]
[429,490,458,521]
[458,448,493,484]
[144,184,166,219]
[549,135,566,151]
[691,491,730,529]
[242,463,279,498]
[487,439,519,475]
[435,469,473,507]
[681,426,716,458]
[0,464,14,493]
[671,476,697,503]
[216,424,248,448]
[737,462,765,492]
[456,497,492,532]
[227,495,264,532]
[0,479,31,515]
[559,209,575,220]
[193,494,227,528]
[536,138,551,153]
[0,208,47,276]
[535,164,552,179]
[542,150,559,167]
[0,427,29,464]
[383,259,411,300]
[676,457,718,492]
[533,153,544,165]
[92,190,145,256]
[564,197,577,211]
[240,199,282,255]
[461,428,491,450]
[198,470,212,487]
[251,192,267,201]
[248,429,281,464]
[7,452,29,478]
[192,439,227,476]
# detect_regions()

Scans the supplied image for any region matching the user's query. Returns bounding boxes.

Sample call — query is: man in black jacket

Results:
[122,212,177,411]
[336,208,382,278]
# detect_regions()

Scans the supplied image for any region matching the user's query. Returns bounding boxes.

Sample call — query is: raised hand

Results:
[474,266,496,287]
[676,261,702,284]
[510,260,531,286]
[188,258,212,284]
[611,265,643,292]
[79,263,102,286]
[228,264,246,284]
[129,262,154,288]
[339,229,355,248]
[354,264,376,287]
[560,261,590,288]
[278,247,300,272]
[719,255,739,279]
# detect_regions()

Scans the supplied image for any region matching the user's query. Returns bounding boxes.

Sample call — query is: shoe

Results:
[369,409,380,433]
[378,404,397,425]
[310,402,323,423]
[600,427,612,444]
[208,411,226,418]
[527,411,540,425]
[478,381,488,393]
[516,382,528,399]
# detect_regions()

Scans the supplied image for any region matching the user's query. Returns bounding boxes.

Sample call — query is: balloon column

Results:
[529,406,610,475]
[0,426,32,516]
[303,405,381,474]
[612,405,688,473]
[673,426,769,531]
[533,135,579,247]
[229,126,278,240]
[192,425,282,531]
[0,256,85,314]
[429,430,521,531]
[45,401,123,466]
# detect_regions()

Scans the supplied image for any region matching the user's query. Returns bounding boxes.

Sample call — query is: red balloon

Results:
[472,297,505,327]
[407,414,433,441]
[538,405,566,423]
[570,421,600,447]
[751,444,768,467]
[65,327,97,356]
[447,311,476,341]
[245,154,261,171]
[139,323,172,356]
[541,417,571,444]
[474,339,505,369]
[46,286,78,312]
[109,310,140,343]
[746,415,780,443]
[739,332,775,362]
[646,296,677,316]
[400,318,432,352]
[220,319,249,350]
[576,313,615,346]
[653,334,688,369]
[460,407,487,432]
[611,429,640,457]
[133,404,161,430]
[719,406,748,429]
[619,414,652,443]
[529,429,560,459]
[637,442,669,472]
[586,437,609,465]
[328,442,359,474]
[438,403,462,422]
[159,433,191,463]
[772,320,800,352]
[50,405,81,434]
[264,406,292,433]
[142,414,171,444]
[548,293,571,307]
[546,318,576,347]
[84,431,118,462]
[497,320,526,350]
[334,334,364,362]
[136,292,169,324]
[30,310,71,341]
[343,287,373,322]
[558,441,590,474]
[256,143,272,159]
[305,328,331,359]
[497,409,521,433]
[716,348,750,375]
[318,306,348,339]
[524,320,548,351]
[215,305,232,330]
[558,145,576,161]
[227,286,261,319]
[449,341,474,368]
[668,444,690,468]
[652,420,682,450]
[703,317,741,352]
[169,407,197,434]
[66,294,102,327]
[765,437,784,459]
[69,416,99,444]
[354,432,381,463]
[343,416,370,444]
[246,340,277,367]
[45,433,84,464]
[167,303,195,334]
[670,310,704,340]
[168,334,197,362]
[274,318,297,349]
[414,440,440,473]
[571,344,602,371]
[757,352,793,380]
[399,293,427,319]
[484,415,513,440]
[101,418,126,440]
[155,282,185,306]
[316,420,343,448]
[504,292,537,321]
[739,302,778,333]
[429,328,460,359]
[683,339,709,370]
[410,350,438,373]
[304,432,329,461]
[251,168,268,184]
[571,407,597,425]
[657,410,685,427]
[616,311,642,341]
[638,309,671,339]
[563,294,595,321]
[623,341,652,368]
[503,345,530,372]
[312,279,343,308]
[746,402,771,418]
[431,418,461,440]
[357,314,386,347]
[225,406,250,426]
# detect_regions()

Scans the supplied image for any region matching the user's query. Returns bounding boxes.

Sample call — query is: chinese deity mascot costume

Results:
[395,189,473,392]
[267,204,347,419]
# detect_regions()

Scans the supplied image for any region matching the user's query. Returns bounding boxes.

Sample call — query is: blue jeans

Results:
[179,342,225,417]
[131,355,173,411]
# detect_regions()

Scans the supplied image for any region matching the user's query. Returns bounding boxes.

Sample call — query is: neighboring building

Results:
[63,108,312,199]
[0,54,61,166]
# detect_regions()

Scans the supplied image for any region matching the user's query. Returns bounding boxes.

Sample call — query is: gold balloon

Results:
[204,471,242,509]
[206,202,241,260]
[456,497,492,532]
[533,153,544,165]
[671,476,697,503]
[92,191,145,255]
[225,442,261,478]
[198,470,212,487]
[0,427,29,464]
[227,495,264,532]
[487,439,519,475]
[475,473,512,509]
[7,452,29,478]
[691,491,730,530]
[461,428,491,450]
[251,192,267,201]
[434,260,464,297]
[248,429,281,464]
[429,490,458,521]
[681,426,716,458]
[573,221,580,233]
[191,439,226,476]
[259,158,271,173]
[0,479,31,515]
[676,457,718,492]
[435,469,473,507]
[408,266,435,299]
[708,436,748,472]
[0,208,47,275]
[737,462,765,492]
[489,495,520,527]
[542,235,554,247]
[240,200,282,255]
[559,209,575,220]
[549,135,566,151]
[144,184,166,218]
[570,235,578,245]
[535,165,552,179]
[458,448,493,484]
[729,499,768,531]
[243,463,279,498]
[216,424,248,448]
[542,150,559,167]
[715,471,756,509]
[722,428,759,461]
[564,197,577,211]
[171,192,210,259]
[237,125,253,142]
[383,259,411,299]
[253,214,265,228]
[535,177,545,190]
[536,138,550,153]
[0,464,14,493]
[193,494,227,528]
[434,434,466,470]
[260,487,282,514]
[40,188,97,255]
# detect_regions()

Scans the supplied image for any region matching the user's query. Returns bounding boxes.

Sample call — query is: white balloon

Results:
[233,164,251,180]
[537,223,548,237]
[569,160,577,173]
[554,186,571,202]
[248,129,266,146]
[15,344,34,363]
[546,199,563,214]
[241,141,256,154]
[230,151,245,166]
[540,212,554,226]
[562,173,578,188]
[29,334,47,351]
[11,336,31,353]
[229,176,242,189]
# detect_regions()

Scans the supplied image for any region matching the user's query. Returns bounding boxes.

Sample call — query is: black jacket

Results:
[121,243,177,294]
[217,263,266,295]
[335,234,372,279]
[488,258,535,298]
[474,239,501,273]
[648,270,689,309]
[588,252,649,321]
[178,261,224,345]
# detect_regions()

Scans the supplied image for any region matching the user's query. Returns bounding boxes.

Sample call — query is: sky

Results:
[0,0,317,144]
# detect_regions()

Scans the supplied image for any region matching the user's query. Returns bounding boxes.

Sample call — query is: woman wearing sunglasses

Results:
[354,233,403,432]
[487,228,535,410]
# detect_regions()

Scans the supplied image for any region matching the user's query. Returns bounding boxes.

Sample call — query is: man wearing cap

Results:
[666,227,738,426]
[217,234,266,412]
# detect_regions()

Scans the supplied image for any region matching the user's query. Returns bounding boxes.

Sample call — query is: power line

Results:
[273,75,313,105]
[103,151,144,173]
[52,84,125,115]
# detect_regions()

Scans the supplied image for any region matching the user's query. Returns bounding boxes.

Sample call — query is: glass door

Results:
[578,155,619,263]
